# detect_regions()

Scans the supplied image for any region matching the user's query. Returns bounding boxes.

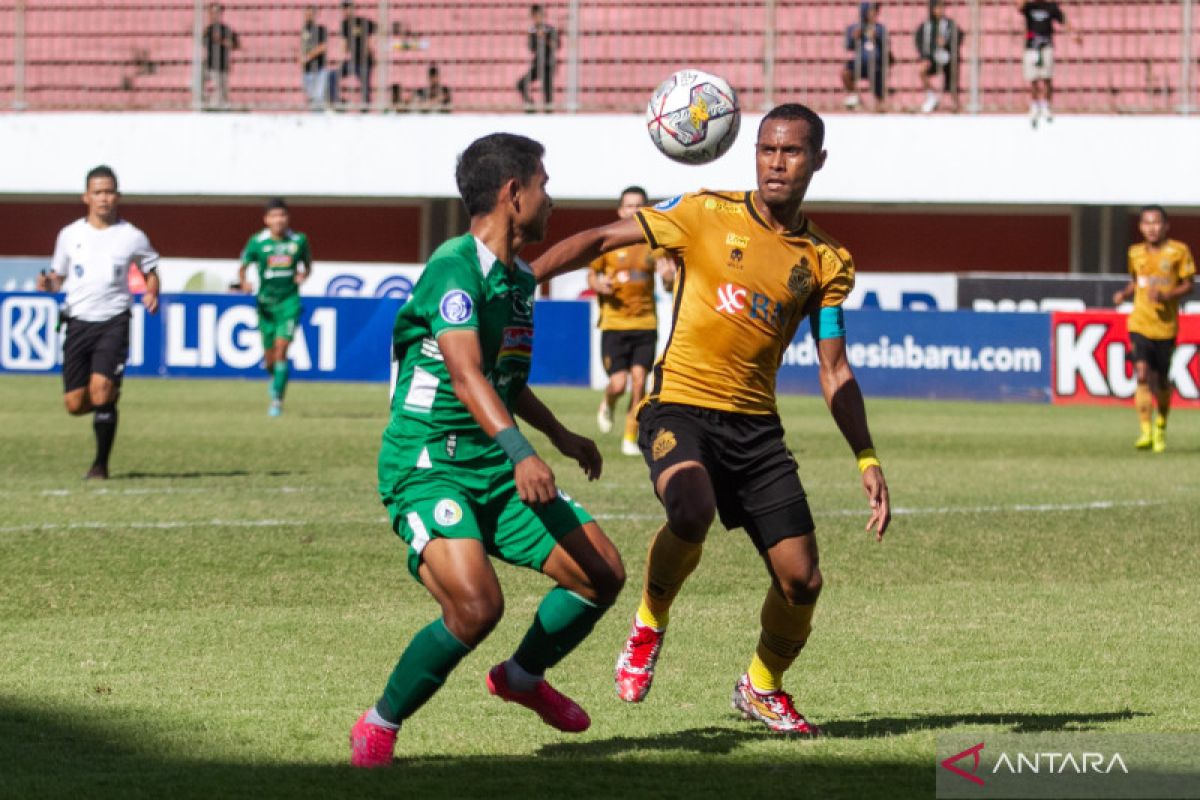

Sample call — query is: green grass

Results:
[0,375,1196,799]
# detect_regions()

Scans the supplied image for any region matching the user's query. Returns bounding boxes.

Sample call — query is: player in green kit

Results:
[238,197,311,416]
[350,133,626,768]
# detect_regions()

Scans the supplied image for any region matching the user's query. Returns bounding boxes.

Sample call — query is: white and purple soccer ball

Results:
[646,69,741,165]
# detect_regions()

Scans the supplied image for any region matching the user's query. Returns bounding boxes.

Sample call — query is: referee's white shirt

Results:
[51,218,160,322]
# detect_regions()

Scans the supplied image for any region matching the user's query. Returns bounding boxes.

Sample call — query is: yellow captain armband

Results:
[856,448,881,473]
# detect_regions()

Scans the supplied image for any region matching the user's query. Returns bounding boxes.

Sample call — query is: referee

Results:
[37,165,161,479]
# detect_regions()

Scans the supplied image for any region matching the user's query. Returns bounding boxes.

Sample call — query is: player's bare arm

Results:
[143,270,160,314]
[533,216,645,282]
[1112,280,1136,306]
[515,387,602,481]
[438,328,558,505]
[238,262,253,293]
[1153,275,1193,303]
[817,336,891,540]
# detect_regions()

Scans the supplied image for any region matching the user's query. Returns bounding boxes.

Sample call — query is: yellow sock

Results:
[623,414,638,442]
[1135,385,1153,429]
[1156,389,1171,427]
[636,524,702,630]
[746,585,815,693]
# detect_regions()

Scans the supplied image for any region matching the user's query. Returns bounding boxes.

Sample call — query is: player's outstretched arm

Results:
[532,217,646,283]
[438,329,558,505]
[515,386,602,481]
[817,336,891,540]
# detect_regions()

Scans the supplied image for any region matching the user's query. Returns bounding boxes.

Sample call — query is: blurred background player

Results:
[350,133,624,768]
[841,2,891,112]
[534,104,891,735]
[1112,205,1194,453]
[589,186,676,456]
[37,165,160,480]
[238,198,311,417]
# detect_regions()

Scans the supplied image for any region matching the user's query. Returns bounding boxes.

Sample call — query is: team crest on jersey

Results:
[1160,259,1171,272]
[433,499,463,527]
[651,428,677,461]
[511,291,533,322]
[788,260,813,302]
[655,195,683,211]
[726,248,744,270]
[439,290,474,324]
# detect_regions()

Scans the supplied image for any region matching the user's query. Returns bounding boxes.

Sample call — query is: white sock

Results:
[1030,102,1039,115]
[504,657,542,692]
[1039,100,1050,113]
[366,706,400,730]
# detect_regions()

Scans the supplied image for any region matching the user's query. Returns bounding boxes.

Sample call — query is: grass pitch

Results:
[0,375,1196,799]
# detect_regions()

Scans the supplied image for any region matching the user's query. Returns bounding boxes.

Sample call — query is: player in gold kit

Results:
[589,186,676,456]
[1112,205,1194,453]
[534,103,891,734]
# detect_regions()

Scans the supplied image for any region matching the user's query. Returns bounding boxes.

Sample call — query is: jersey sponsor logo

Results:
[433,498,463,526]
[267,254,292,267]
[715,282,785,329]
[74,264,84,278]
[704,198,744,214]
[654,195,683,211]
[715,282,748,313]
[499,326,534,362]
[444,434,457,458]
[439,290,474,324]
[651,428,676,461]
[725,233,750,248]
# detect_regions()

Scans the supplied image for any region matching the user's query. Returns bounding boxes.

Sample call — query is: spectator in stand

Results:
[516,4,559,111]
[413,64,452,113]
[915,0,963,113]
[340,0,377,108]
[841,3,891,112]
[1018,0,1080,128]
[301,6,336,110]
[202,3,239,109]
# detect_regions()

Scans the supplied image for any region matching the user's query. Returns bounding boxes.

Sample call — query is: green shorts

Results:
[381,449,594,582]
[257,295,302,349]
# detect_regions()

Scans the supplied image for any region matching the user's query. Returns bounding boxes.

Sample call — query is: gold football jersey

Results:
[635,190,855,415]
[1127,239,1195,340]
[590,243,658,331]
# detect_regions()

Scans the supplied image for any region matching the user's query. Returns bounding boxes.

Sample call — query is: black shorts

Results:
[1130,332,1176,375]
[62,311,130,393]
[637,401,815,552]
[922,58,958,90]
[601,329,657,375]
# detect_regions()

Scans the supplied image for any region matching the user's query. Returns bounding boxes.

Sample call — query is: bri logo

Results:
[714,282,784,329]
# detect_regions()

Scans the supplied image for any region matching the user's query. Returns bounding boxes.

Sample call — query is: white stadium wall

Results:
[3,112,1200,207]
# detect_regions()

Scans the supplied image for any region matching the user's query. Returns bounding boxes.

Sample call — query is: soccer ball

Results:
[646,70,741,165]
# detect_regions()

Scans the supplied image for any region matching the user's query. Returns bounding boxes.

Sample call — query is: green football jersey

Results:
[380,234,536,463]
[241,229,311,305]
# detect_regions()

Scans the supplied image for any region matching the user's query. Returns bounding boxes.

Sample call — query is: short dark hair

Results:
[1139,204,1169,221]
[531,4,543,15]
[455,133,545,217]
[620,185,648,203]
[758,103,825,153]
[264,197,289,213]
[86,164,118,189]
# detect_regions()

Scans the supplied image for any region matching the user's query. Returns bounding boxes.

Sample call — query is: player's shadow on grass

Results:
[538,724,776,758]
[114,469,299,479]
[0,700,930,800]
[819,709,1150,739]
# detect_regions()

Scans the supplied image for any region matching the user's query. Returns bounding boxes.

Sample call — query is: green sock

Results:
[512,587,609,675]
[271,361,289,400]
[376,618,471,724]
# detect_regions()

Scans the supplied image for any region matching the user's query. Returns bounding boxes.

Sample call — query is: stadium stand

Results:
[0,1,1196,113]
